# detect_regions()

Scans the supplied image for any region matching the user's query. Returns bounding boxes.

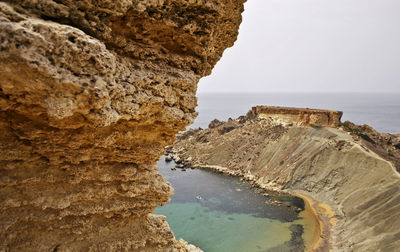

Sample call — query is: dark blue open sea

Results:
[192,92,400,133]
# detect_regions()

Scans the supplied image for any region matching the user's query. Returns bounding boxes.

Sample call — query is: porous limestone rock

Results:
[0,0,245,251]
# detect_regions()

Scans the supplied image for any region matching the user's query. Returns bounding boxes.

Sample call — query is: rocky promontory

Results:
[171,106,400,251]
[0,1,245,251]
[247,106,343,127]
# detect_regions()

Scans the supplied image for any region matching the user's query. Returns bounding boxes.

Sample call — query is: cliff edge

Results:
[247,106,342,128]
[0,1,245,251]
[171,106,400,251]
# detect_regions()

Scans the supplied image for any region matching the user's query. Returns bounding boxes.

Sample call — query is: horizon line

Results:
[197,91,400,94]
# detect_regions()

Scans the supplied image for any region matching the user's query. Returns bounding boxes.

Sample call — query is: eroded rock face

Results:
[0,1,245,250]
[247,106,343,127]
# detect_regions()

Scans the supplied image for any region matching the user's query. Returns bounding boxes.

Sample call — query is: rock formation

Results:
[341,121,400,172]
[247,106,343,127]
[0,1,245,251]
[172,107,400,251]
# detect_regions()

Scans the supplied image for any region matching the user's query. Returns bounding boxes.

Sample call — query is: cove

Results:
[155,157,319,251]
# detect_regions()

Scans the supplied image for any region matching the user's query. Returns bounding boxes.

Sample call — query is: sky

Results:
[198,0,400,93]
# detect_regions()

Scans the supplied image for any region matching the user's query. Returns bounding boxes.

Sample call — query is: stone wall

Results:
[0,1,246,250]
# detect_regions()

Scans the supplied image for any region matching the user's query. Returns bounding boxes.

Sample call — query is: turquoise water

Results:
[155,158,310,252]
[158,203,294,251]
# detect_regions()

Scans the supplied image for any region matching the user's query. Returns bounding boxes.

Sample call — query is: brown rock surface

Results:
[341,121,400,172]
[0,1,245,251]
[247,106,343,127]
[172,109,400,251]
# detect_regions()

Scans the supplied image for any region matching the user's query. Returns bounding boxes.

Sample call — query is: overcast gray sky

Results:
[198,0,400,93]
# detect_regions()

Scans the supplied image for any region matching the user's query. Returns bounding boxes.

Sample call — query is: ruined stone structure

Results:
[0,1,246,250]
[247,106,343,127]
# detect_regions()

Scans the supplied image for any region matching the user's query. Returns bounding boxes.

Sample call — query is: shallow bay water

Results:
[155,158,318,252]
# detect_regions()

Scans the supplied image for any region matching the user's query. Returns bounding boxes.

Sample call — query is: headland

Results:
[170,106,400,251]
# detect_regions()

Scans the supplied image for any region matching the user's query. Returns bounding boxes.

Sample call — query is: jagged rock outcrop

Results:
[0,1,245,251]
[172,107,400,251]
[341,121,400,172]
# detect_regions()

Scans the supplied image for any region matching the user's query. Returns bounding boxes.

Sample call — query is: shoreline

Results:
[293,193,335,251]
[178,163,332,251]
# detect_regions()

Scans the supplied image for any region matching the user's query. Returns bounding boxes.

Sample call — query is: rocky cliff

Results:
[247,106,343,127]
[171,107,400,251]
[0,1,245,251]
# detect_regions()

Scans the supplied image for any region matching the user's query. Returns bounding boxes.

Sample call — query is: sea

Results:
[155,92,399,252]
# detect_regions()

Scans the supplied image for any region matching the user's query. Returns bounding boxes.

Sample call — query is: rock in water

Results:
[0,1,246,251]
